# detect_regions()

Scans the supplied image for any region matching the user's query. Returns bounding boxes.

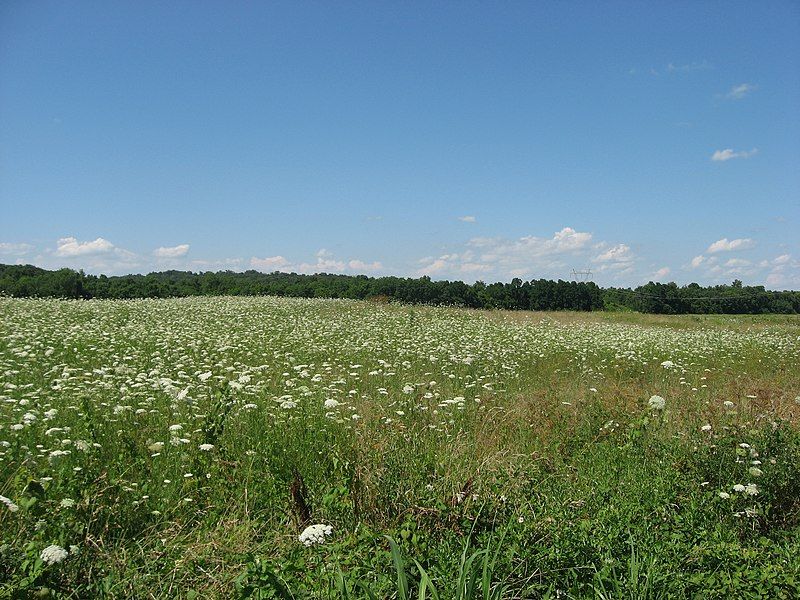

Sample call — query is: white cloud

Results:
[250,249,383,275]
[458,215,477,223]
[707,238,756,253]
[55,237,115,257]
[308,249,346,273]
[684,247,790,285]
[0,242,34,256]
[46,236,141,274]
[416,227,596,280]
[417,257,450,276]
[348,259,383,272]
[469,227,592,260]
[765,255,800,289]
[416,252,491,277]
[726,83,756,99]
[594,244,633,263]
[153,244,190,258]
[711,148,758,162]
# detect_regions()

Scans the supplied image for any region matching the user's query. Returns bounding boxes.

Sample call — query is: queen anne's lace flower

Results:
[298,523,333,546]
[647,395,666,410]
[744,483,759,496]
[40,545,69,565]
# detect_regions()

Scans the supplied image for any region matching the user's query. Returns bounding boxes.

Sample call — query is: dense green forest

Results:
[1,263,798,314]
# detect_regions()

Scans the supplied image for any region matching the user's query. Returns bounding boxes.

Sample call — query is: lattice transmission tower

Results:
[570,268,593,282]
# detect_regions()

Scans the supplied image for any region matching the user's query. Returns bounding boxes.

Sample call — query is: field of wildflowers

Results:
[1,296,799,598]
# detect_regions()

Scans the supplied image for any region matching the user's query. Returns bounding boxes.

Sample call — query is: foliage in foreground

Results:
[0,296,799,598]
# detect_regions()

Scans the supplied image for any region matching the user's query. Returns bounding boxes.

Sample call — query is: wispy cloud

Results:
[690,255,707,269]
[644,60,712,77]
[724,258,751,267]
[711,148,758,162]
[458,215,477,223]
[0,242,34,256]
[725,83,756,99]
[666,60,712,73]
[153,244,190,258]
[250,255,289,271]
[652,266,671,280]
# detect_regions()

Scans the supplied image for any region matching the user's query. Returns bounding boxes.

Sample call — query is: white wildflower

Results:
[299,523,333,546]
[40,545,69,565]
[744,483,759,496]
[1,495,19,512]
[647,395,666,411]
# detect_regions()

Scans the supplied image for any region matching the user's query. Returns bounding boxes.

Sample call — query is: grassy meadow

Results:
[1,296,799,598]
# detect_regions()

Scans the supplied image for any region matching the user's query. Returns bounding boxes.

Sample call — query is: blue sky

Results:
[1,1,799,288]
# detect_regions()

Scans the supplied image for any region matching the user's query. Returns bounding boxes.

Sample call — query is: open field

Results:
[1,296,799,598]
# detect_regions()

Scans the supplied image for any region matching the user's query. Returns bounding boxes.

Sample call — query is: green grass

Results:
[1,296,798,598]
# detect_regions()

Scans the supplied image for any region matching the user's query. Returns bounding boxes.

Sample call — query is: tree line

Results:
[1,263,798,314]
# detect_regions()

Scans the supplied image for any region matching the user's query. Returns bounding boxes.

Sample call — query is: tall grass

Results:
[0,297,798,598]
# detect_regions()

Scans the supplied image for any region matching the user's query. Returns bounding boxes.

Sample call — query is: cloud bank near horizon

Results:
[1,228,797,290]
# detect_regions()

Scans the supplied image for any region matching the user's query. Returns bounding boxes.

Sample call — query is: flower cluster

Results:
[298,523,333,546]
[40,544,69,565]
